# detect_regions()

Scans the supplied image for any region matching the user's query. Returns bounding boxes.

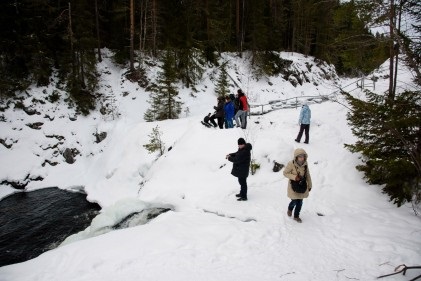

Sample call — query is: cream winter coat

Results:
[283,148,313,199]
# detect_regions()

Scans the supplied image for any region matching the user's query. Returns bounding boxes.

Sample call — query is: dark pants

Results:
[209,115,217,127]
[217,117,224,129]
[238,177,248,199]
[288,199,303,218]
[296,124,310,143]
[210,115,224,129]
[225,117,234,128]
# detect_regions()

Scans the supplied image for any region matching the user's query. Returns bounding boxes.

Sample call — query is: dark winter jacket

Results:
[204,114,211,123]
[224,101,235,119]
[214,100,225,118]
[234,97,241,112]
[228,143,253,178]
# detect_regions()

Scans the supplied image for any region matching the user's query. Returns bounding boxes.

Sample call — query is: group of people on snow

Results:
[224,98,312,223]
[203,89,249,129]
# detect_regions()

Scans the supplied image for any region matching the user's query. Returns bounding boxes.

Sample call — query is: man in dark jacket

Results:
[226,137,253,201]
[210,96,225,129]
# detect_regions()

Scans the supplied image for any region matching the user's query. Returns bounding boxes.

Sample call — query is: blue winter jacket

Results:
[299,105,311,124]
[224,101,235,119]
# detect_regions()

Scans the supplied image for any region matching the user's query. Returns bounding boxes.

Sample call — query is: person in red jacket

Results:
[234,89,249,129]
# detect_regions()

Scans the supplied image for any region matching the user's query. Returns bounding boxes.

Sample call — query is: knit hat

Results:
[238,138,246,145]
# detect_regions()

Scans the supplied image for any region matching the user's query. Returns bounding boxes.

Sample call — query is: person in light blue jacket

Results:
[295,103,311,144]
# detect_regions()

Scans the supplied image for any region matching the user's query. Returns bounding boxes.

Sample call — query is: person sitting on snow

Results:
[203,113,212,126]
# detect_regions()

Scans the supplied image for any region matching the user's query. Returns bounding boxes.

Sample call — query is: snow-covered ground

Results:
[0,51,420,281]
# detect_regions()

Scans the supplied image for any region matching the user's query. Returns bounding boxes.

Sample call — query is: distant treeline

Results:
[0,0,388,99]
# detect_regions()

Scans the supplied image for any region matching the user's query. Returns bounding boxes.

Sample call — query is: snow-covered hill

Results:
[0,51,420,281]
[0,50,340,201]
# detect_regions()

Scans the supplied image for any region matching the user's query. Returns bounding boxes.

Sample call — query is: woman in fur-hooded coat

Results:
[283,148,313,222]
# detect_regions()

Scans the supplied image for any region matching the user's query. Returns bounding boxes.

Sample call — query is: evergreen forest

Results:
[0,0,392,100]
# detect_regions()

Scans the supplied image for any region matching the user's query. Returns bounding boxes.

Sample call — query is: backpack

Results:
[290,164,307,193]
[272,161,284,172]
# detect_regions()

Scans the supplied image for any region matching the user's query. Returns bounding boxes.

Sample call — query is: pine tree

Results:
[144,50,182,121]
[215,64,230,97]
[344,90,421,211]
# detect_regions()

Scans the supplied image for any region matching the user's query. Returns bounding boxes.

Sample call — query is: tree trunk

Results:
[388,0,395,102]
[129,0,135,71]
[241,0,245,54]
[393,0,403,96]
[152,0,157,57]
[205,0,210,42]
[68,2,76,77]
[80,50,85,88]
[95,0,102,62]
[236,0,244,56]
[139,0,143,53]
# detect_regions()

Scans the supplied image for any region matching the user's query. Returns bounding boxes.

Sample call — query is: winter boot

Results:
[287,210,292,217]
[293,217,302,223]
[235,193,241,198]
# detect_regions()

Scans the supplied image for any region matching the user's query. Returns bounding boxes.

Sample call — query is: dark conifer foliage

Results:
[325,1,389,76]
[344,90,421,208]
[403,0,421,86]
[0,0,395,103]
[215,64,229,97]
[144,50,182,121]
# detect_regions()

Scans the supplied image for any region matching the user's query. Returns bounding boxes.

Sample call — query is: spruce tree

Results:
[176,48,205,89]
[144,50,182,121]
[344,90,421,211]
[215,64,230,97]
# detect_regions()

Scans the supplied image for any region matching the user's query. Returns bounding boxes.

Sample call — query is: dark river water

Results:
[0,187,101,267]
